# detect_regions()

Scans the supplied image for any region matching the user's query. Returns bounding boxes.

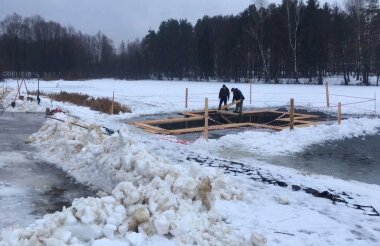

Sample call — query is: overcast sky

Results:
[1,0,337,46]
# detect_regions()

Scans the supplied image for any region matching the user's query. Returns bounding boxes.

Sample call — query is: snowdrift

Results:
[0,115,263,245]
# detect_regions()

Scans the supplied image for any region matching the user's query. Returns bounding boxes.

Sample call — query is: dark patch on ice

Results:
[264,133,380,185]
[187,155,380,217]
[298,229,319,236]
[0,112,96,228]
[291,185,301,191]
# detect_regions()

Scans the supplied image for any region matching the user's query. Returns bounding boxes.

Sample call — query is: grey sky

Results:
[0,0,256,46]
[1,0,339,46]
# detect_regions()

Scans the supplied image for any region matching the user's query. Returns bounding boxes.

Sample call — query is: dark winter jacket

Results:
[232,89,245,101]
[219,86,230,100]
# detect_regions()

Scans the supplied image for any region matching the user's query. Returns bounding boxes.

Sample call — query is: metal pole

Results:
[204,97,208,141]
[185,88,188,108]
[250,80,252,105]
[325,82,330,108]
[374,92,377,115]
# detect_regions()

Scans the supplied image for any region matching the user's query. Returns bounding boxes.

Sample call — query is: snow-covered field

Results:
[1,79,380,245]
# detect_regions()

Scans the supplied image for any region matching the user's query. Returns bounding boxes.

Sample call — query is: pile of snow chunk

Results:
[0,115,259,245]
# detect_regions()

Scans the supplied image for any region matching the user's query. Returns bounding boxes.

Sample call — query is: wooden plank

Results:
[169,123,251,135]
[215,110,240,116]
[133,125,162,134]
[277,116,318,122]
[130,109,322,135]
[137,116,203,125]
[133,123,168,134]
[293,122,319,128]
[220,115,233,124]
[265,110,319,118]
[204,98,208,141]
[168,122,289,134]
[221,100,241,110]
[293,113,319,118]
[169,126,207,134]
[135,120,320,135]
[247,123,285,131]
[293,120,319,124]
[180,112,203,117]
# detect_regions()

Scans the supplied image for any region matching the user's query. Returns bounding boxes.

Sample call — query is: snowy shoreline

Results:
[1,80,380,245]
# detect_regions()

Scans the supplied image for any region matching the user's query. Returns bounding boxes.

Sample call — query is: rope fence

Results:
[2,80,379,119]
[84,85,379,118]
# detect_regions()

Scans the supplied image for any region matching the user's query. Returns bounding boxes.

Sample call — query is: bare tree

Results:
[345,0,365,81]
[247,0,270,81]
[285,0,303,83]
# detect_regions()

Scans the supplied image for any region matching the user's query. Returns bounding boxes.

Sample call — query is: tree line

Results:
[0,0,379,85]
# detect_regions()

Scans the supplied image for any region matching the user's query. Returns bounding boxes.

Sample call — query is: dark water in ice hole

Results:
[129,111,380,185]
[0,112,95,228]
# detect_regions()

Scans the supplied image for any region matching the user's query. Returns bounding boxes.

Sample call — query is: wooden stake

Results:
[111,91,114,115]
[250,80,252,104]
[17,80,21,96]
[204,97,209,141]
[374,92,377,115]
[338,102,342,125]
[23,79,29,96]
[325,82,330,108]
[289,98,294,130]
[185,88,188,108]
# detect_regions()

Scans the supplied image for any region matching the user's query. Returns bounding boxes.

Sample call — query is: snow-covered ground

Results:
[1,79,380,245]
[2,78,379,117]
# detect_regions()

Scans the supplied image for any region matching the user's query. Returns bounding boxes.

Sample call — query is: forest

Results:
[0,0,379,85]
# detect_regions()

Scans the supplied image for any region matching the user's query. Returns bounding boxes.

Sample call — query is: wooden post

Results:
[17,80,21,96]
[338,102,342,125]
[111,91,114,115]
[250,80,252,104]
[204,97,209,141]
[374,92,377,115]
[289,98,294,130]
[185,88,188,108]
[325,82,330,108]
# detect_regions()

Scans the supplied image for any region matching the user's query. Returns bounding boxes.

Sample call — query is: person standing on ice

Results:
[231,88,245,113]
[218,84,230,110]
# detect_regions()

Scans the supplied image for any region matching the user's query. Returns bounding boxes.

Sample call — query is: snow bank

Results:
[192,118,380,157]
[0,115,256,245]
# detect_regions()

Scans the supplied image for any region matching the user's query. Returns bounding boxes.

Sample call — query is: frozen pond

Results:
[129,112,380,185]
[0,112,95,228]
[264,133,380,185]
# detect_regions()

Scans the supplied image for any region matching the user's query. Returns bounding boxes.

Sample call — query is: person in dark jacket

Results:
[231,88,245,113]
[218,84,230,110]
